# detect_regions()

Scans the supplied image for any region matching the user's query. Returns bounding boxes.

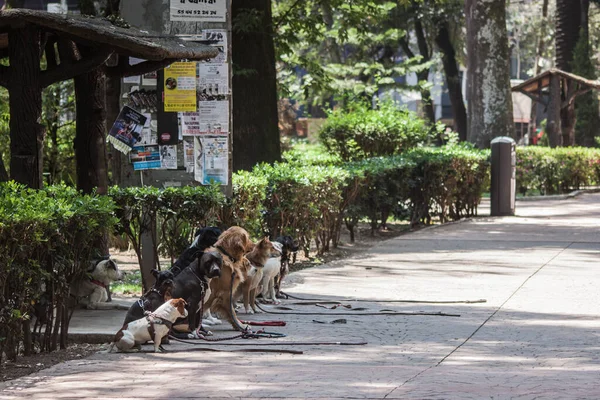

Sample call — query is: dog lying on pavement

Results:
[122,269,174,326]
[107,298,188,353]
[71,258,125,310]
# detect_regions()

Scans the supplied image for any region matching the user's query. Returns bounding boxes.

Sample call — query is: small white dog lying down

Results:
[107,298,188,353]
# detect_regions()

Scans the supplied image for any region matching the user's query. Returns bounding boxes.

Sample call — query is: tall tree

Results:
[465,0,514,148]
[232,0,281,171]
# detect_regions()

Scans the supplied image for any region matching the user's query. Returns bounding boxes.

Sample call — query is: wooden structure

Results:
[0,9,217,189]
[512,68,600,147]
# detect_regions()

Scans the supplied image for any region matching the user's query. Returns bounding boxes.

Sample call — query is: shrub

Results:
[515,147,600,195]
[318,101,433,161]
[108,185,224,288]
[0,182,116,361]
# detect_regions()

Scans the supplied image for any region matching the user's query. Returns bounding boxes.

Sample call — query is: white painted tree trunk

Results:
[465,0,514,149]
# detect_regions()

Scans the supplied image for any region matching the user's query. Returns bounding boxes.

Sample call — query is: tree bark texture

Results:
[465,0,514,149]
[232,0,281,171]
[74,47,109,195]
[555,0,581,72]
[8,27,45,189]
[547,74,562,147]
[106,73,122,185]
[435,21,467,141]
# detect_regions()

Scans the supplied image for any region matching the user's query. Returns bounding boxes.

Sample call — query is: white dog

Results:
[107,298,188,353]
[71,259,124,309]
[259,242,284,304]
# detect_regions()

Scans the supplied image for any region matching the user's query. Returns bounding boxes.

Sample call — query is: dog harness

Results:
[146,314,173,339]
[217,245,237,263]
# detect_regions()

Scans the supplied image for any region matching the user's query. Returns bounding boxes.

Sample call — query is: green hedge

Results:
[318,102,434,161]
[230,143,490,255]
[516,147,600,195]
[0,182,116,361]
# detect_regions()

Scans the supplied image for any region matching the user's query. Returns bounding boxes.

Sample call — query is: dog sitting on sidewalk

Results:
[107,298,188,353]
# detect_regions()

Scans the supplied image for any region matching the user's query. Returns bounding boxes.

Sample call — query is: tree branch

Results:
[413,18,430,62]
[399,37,415,59]
[40,49,113,88]
[105,58,177,78]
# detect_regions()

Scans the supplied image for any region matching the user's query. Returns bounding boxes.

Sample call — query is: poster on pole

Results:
[181,112,201,136]
[198,100,229,135]
[198,63,228,98]
[107,106,147,154]
[170,0,227,22]
[164,62,197,112]
[201,29,227,63]
[160,145,178,169]
[130,145,161,170]
[183,137,195,172]
[193,136,228,185]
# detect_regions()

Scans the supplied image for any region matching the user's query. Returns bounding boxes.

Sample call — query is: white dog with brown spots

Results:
[107,298,188,353]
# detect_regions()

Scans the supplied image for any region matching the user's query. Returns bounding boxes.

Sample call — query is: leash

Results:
[279,292,487,304]
[254,302,460,317]
[241,320,286,327]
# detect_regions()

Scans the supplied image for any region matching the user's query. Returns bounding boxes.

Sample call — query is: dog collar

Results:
[89,278,106,289]
[217,246,237,263]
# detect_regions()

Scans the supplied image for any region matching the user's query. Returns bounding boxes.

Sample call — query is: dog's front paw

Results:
[244,308,254,314]
[202,319,214,326]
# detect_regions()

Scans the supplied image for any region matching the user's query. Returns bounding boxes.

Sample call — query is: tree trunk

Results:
[9,27,44,189]
[555,0,581,71]
[529,0,549,142]
[74,56,108,195]
[106,72,122,185]
[232,0,281,171]
[435,21,467,141]
[547,74,562,147]
[414,17,435,125]
[0,157,8,182]
[465,0,514,149]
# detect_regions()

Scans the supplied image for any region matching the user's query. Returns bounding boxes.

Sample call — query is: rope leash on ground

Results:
[279,292,486,304]
[254,302,461,317]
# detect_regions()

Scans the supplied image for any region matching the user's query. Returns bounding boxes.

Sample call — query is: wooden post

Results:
[8,27,44,189]
[547,74,562,147]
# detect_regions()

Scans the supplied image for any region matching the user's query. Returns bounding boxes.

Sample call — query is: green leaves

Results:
[318,100,433,161]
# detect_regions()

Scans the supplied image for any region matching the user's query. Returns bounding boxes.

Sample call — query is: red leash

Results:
[240,320,287,327]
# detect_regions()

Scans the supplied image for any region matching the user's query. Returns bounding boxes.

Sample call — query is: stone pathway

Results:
[2,194,600,399]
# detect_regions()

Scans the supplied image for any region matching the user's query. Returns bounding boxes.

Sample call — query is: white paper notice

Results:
[193,136,204,183]
[198,63,228,97]
[160,145,178,169]
[198,101,229,135]
[183,137,195,172]
[193,136,228,185]
[170,0,227,22]
[181,112,201,136]
[202,29,227,63]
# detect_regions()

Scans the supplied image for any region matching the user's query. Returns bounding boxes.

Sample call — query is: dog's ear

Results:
[151,269,159,279]
[107,260,117,270]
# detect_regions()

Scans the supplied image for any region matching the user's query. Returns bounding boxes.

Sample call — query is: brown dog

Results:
[237,237,279,314]
[203,226,254,330]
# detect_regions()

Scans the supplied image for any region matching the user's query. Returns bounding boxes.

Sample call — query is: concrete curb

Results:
[68,333,113,344]
[517,188,600,202]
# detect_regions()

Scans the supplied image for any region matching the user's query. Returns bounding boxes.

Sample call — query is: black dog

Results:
[171,251,222,336]
[170,227,222,277]
[275,235,300,298]
[122,269,174,326]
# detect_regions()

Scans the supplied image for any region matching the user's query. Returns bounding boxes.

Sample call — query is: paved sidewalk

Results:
[2,194,600,399]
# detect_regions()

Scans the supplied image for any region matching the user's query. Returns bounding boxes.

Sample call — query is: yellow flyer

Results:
[164,62,197,112]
